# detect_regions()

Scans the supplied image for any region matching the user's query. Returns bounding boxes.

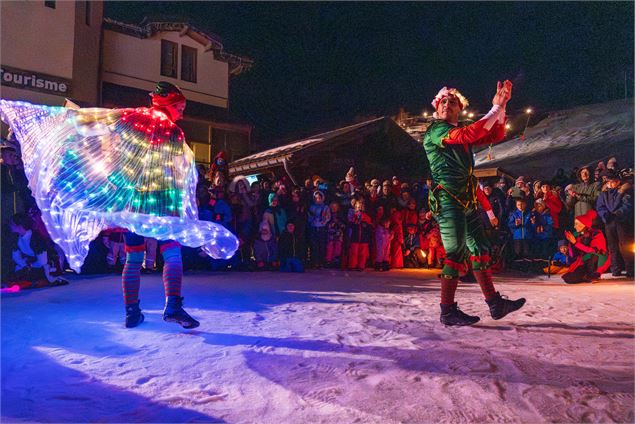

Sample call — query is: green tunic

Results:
[422,120,489,277]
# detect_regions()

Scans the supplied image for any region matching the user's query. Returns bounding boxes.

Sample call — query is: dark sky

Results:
[105,2,634,147]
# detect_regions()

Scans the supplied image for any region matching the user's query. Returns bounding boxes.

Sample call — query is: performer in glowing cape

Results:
[0,81,238,328]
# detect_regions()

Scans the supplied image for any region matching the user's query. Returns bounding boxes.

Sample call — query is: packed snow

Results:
[475,98,634,180]
[2,269,634,423]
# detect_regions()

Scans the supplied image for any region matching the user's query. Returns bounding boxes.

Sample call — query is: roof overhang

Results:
[103,18,254,76]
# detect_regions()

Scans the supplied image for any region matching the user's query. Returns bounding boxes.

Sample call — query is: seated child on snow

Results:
[253,220,279,270]
[4,213,68,290]
[543,240,574,275]
[403,224,426,268]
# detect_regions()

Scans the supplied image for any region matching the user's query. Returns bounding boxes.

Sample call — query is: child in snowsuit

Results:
[347,199,373,271]
[403,224,426,268]
[279,220,304,273]
[389,209,404,269]
[308,190,331,268]
[254,220,279,270]
[326,201,346,267]
[544,240,574,275]
[375,216,393,271]
[507,197,533,261]
[530,198,554,260]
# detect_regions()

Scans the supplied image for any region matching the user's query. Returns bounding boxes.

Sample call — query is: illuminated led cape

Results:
[0,100,239,272]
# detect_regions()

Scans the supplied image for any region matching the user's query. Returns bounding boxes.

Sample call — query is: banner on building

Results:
[1,65,71,97]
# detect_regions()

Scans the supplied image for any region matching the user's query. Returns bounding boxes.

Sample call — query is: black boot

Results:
[440,303,480,326]
[486,292,526,320]
[163,296,200,329]
[125,300,145,328]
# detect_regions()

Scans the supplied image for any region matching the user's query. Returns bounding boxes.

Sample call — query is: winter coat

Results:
[568,178,601,218]
[403,232,421,251]
[596,184,633,225]
[567,229,610,275]
[263,206,287,238]
[401,208,418,227]
[348,212,373,244]
[390,211,404,268]
[375,226,393,261]
[538,190,563,229]
[279,230,302,259]
[308,203,331,228]
[531,209,553,241]
[201,198,232,229]
[507,209,533,240]
[327,218,346,242]
[552,251,573,266]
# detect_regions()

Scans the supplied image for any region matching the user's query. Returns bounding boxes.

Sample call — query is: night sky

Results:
[105,2,634,147]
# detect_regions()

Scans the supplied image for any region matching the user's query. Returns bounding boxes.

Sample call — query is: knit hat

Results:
[534,198,544,205]
[607,157,618,170]
[574,209,597,230]
[268,193,278,206]
[557,240,568,248]
[515,176,525,184]
[313,190,325,199]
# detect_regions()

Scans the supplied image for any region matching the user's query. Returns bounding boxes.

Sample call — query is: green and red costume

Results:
[424,107,507,279]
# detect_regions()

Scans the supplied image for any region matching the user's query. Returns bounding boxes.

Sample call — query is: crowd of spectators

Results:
[2,136,633,289]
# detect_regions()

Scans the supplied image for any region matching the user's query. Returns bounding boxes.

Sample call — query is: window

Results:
[181,45,197,83]
[44,1,56,9]
[160,40,178,78]
[85,1,91,25]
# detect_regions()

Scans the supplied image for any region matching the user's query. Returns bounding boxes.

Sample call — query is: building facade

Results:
[0,1,103,106]
[101,18,254,165]
[1,3,253,166]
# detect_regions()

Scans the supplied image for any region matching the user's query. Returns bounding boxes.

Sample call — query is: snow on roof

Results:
[230,117,388,172]
[475,98,634,180]
[103,18,253,75]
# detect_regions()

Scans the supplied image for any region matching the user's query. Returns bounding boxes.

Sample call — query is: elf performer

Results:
[423,81,526,326]
[0,82,239,328]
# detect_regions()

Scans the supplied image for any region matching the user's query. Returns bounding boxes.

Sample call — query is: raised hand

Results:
[492,80,513,107]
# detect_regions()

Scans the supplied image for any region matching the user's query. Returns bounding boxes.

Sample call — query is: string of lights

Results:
[0,100,239,272]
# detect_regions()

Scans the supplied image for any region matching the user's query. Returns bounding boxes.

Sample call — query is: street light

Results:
[505,123,511,130]
[468,112,474,118]
[522,107,533,141]
[462,110,468,115]
[423,112,428,118]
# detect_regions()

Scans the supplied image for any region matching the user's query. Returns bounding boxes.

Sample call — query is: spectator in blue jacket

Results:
[508,197,533,260]
[308,190,331,268]
[596,169,633,277]
[530,198,554,259]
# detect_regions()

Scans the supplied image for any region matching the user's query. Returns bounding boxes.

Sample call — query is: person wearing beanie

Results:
[423,81,525,326]
[263,193,287,239]
[544,240,574,275]
[308,190,331,268]
[562,209,611,283]
[346,198,373,271]
[595,169,633,277]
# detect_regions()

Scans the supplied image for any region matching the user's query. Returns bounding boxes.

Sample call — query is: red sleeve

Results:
[443,116,507,146]
[476,187,492,211]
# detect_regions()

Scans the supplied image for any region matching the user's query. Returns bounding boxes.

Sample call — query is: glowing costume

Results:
[0,100,239,273]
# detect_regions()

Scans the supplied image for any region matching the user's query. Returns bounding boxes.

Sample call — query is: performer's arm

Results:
[443,105,505,145]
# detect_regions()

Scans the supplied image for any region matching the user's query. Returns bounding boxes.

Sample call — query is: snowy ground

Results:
[2,269,634,423]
